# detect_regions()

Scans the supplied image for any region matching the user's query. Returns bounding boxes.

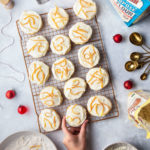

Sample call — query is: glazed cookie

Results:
[87,95,112,117]
[40,86,63,107]
[50,35,71,55]
[73,0,97,20]
[29,61,50,85]
[39,109,61,132]
[19,10,42,34]
[52,58,75,81]
[64,77,86,100]
[78,44,100,68]
[27,36,49,58]
[86,67,109,90]
[66,104,87,127]
[48,6,69,30]
[69,22,92,44]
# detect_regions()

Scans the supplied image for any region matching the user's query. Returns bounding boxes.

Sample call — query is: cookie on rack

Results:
[86,67,109,90]
[52,58,75,81]
[19,10,42,34]
[69,22,92,45]
[64,77,86,100]
[50,35,71,55]
[87,95,112,117]
[39,109,61,132]
[73,0,97,20]
[66,104,87,127]
[27,36,49,58]
[78,44,100,68]
[29,61,50,85]
[47,6,69,30]
[40,86,63,107]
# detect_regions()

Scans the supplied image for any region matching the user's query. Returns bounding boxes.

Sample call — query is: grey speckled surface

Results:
[36,0,50,4]
[0,0,150,150]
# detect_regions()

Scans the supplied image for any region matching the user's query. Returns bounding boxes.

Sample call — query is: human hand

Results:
[62,117,88,150]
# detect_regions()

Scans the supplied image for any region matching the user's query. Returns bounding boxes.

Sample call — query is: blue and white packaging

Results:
[109,0,150,26]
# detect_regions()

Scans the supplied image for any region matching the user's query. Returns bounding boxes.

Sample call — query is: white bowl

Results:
[104,142,138,150]
[0,131,57,150]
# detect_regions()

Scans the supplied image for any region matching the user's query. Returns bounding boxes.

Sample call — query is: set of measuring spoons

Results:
[125,32,150,80]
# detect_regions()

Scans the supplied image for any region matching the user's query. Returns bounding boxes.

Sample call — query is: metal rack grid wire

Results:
[16,8,119,133]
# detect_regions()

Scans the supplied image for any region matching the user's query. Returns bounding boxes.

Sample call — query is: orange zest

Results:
[44,112,52,118]
[88,68,105,88]
[30,145,41,150]
[43,114,56,129]
[81,45,96,66]
[53,36,65,52]
[41,88,59,106]
[50,6,68,29]
[28,42,44,53]
[77,0,95,19]
[71,104,80,115]
[90,96,110,116]
[31,63,45,84]
[41,89,58,100]
[53,116,56,127]
[67,79,84,95]
[72,25,88,41]
[67,116,81,124]
[43,100,54,107]
[20,14,39,30]
[44,118,53,129]
[54,59,71,79]
[54,58,67,67]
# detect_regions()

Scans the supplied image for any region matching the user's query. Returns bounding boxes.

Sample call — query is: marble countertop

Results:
[0,0,150,150]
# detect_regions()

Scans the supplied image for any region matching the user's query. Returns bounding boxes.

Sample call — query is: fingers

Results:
[69,127,80,135]
[79,120,88,138]
[62,116,71,136]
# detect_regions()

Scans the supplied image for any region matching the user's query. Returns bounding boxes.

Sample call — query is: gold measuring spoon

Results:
[140,64,150,80]
[137,60,150,69]
[125,60,150,71]
[130,52,150,61]
[129,32,150,53]
[125,61,139,72]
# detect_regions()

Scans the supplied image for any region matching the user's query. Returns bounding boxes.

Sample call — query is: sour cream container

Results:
[109,0,150,26]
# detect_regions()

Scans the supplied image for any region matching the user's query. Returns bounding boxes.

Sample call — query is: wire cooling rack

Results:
[16,8,119,133]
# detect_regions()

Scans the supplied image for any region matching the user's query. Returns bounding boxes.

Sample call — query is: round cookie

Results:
[86,67,109,90]
[48,6,69,30]
[52,58,75,81]
[69,22,92,44]
[87,95,112,117]
[27,36,49,58]
[64,77,86,100]
[39,109,61,132]
[50,35,71,55]
[29,61,50,85]
[73,0,97,20]
[66,104,87,127]
[19,10,42,34]
[78,44,100,68]
[40,86,63,107]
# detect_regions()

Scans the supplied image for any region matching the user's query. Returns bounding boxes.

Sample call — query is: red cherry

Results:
[18,105,27,114]
[113,34,123,43]
[124,80,133,89]
[6,90,16,99]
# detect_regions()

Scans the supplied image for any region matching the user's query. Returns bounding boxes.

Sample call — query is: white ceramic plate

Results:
[0,131,57,150]
[104,142,138,150]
